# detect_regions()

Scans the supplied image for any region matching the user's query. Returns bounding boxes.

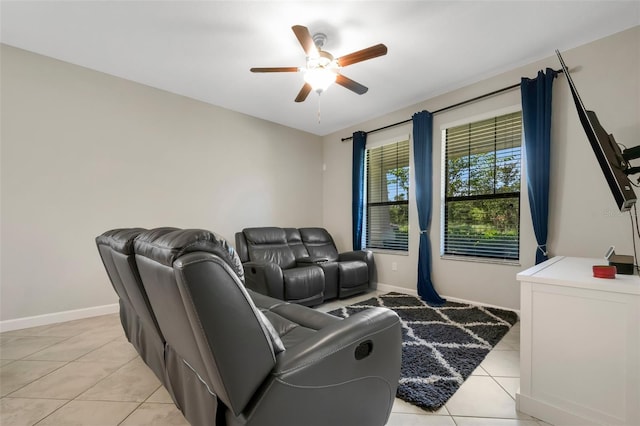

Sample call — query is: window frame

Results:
[362,135,411,253]
[439,106,523,265]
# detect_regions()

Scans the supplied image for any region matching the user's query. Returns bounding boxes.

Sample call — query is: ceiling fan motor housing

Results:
[312,32,328,49]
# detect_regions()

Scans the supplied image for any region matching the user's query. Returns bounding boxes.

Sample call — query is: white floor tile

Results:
[78,358,160,402]
[392,397,449,415]
[386,412,456,426]
[453,417,540,426]
[0,360,66,397]
[0,397,68,426]
[494,376,520,399]
[470,365,490,376]
[444,376,531,419]
[480,350,520,377]
[120,402,189,426]
[146,385,174,404]
[36,400,138,426]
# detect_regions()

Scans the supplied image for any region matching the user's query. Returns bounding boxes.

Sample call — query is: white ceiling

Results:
[2,1,638,136]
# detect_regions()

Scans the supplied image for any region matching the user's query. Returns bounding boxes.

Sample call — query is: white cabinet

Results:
[516,256,640,425]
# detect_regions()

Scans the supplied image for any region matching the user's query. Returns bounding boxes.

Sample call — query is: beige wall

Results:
[2,26,638,321]
[322,26,640,310]
[1,45,323,321]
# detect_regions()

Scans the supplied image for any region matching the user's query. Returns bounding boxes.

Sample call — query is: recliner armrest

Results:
[273,307,401,386]
[242,261,285,300]
[296,256,329,266]
[338,250,373,263]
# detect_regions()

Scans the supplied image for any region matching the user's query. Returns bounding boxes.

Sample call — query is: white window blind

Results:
[443,111,522,260]
[365,139,410,251]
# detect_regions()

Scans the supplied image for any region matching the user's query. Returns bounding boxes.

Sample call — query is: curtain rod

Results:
[340,69,563,142]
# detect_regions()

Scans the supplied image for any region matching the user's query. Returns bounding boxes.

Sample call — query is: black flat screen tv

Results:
[556,50,636,212]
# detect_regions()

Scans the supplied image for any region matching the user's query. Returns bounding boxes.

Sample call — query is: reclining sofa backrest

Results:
[133,228,276,419]
[237,227,342,263]
[283,228,310,260]
[299,227,340,261]
[240,227,297,268]
[95,228,167,384]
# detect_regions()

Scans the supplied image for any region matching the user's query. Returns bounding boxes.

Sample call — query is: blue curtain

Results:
[521,68,558,264]
[413,111,446,305]
[352,131,367,250]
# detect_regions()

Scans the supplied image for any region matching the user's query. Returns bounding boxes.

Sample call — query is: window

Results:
[364,139,410,251]
[442,111,522,260]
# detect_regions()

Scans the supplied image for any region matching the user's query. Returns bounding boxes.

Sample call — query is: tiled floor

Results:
[0,291,549,425]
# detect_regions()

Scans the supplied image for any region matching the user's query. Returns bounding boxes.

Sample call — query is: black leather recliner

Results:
[235,227,325,306]
[236,227,374,304]
[97,227,402,426]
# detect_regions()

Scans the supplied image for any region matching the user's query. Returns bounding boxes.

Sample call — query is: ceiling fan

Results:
[250,25,388,103]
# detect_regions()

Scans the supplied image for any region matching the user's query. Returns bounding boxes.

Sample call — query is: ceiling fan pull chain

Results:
[317,93,322,124]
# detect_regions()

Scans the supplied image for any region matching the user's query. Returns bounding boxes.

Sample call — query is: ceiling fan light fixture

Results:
[304,67,337,93]
[304,51,338,93]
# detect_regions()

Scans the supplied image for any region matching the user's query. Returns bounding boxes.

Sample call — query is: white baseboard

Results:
[376,282,418,297]
[0,303,119,332]
[374,282,520,316]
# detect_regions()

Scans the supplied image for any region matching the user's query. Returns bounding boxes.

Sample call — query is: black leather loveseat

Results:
[96,227,400,426]
[235,227,374,306]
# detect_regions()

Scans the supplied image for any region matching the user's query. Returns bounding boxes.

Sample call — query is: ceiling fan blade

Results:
[250,67,299,73]
[336,74,368,95]
[292,25,318,56]
[337,44,388,67]
[295,83,312,102]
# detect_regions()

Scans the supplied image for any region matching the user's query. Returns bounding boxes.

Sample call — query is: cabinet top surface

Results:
[517,256,640,295]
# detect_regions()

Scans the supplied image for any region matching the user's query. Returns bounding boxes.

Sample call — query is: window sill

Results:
[368,248,409,256]
[440,254,520,266]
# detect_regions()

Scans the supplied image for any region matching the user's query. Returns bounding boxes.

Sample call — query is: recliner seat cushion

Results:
[282,266,324,301]
[261,310,316,349]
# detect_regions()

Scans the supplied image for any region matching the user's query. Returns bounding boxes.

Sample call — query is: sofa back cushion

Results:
[284,228,310,260]
[299,228,340,262]
[243,227,297,269]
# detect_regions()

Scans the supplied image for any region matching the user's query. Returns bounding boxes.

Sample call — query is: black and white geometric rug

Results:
[328,292,518,411]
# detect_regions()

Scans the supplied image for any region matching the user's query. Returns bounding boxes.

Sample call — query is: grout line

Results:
[2,359,72,398]
[32,398,74,426]
[116,401,145,426]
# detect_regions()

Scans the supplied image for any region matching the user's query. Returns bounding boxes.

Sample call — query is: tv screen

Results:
[556,50,636,212]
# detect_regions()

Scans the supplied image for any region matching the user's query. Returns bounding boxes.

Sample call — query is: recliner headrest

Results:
[96,228,147,254]
[135,228,245,282]
[243,227,287,245]
[299,227,333,244]
[284,228,302,244]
